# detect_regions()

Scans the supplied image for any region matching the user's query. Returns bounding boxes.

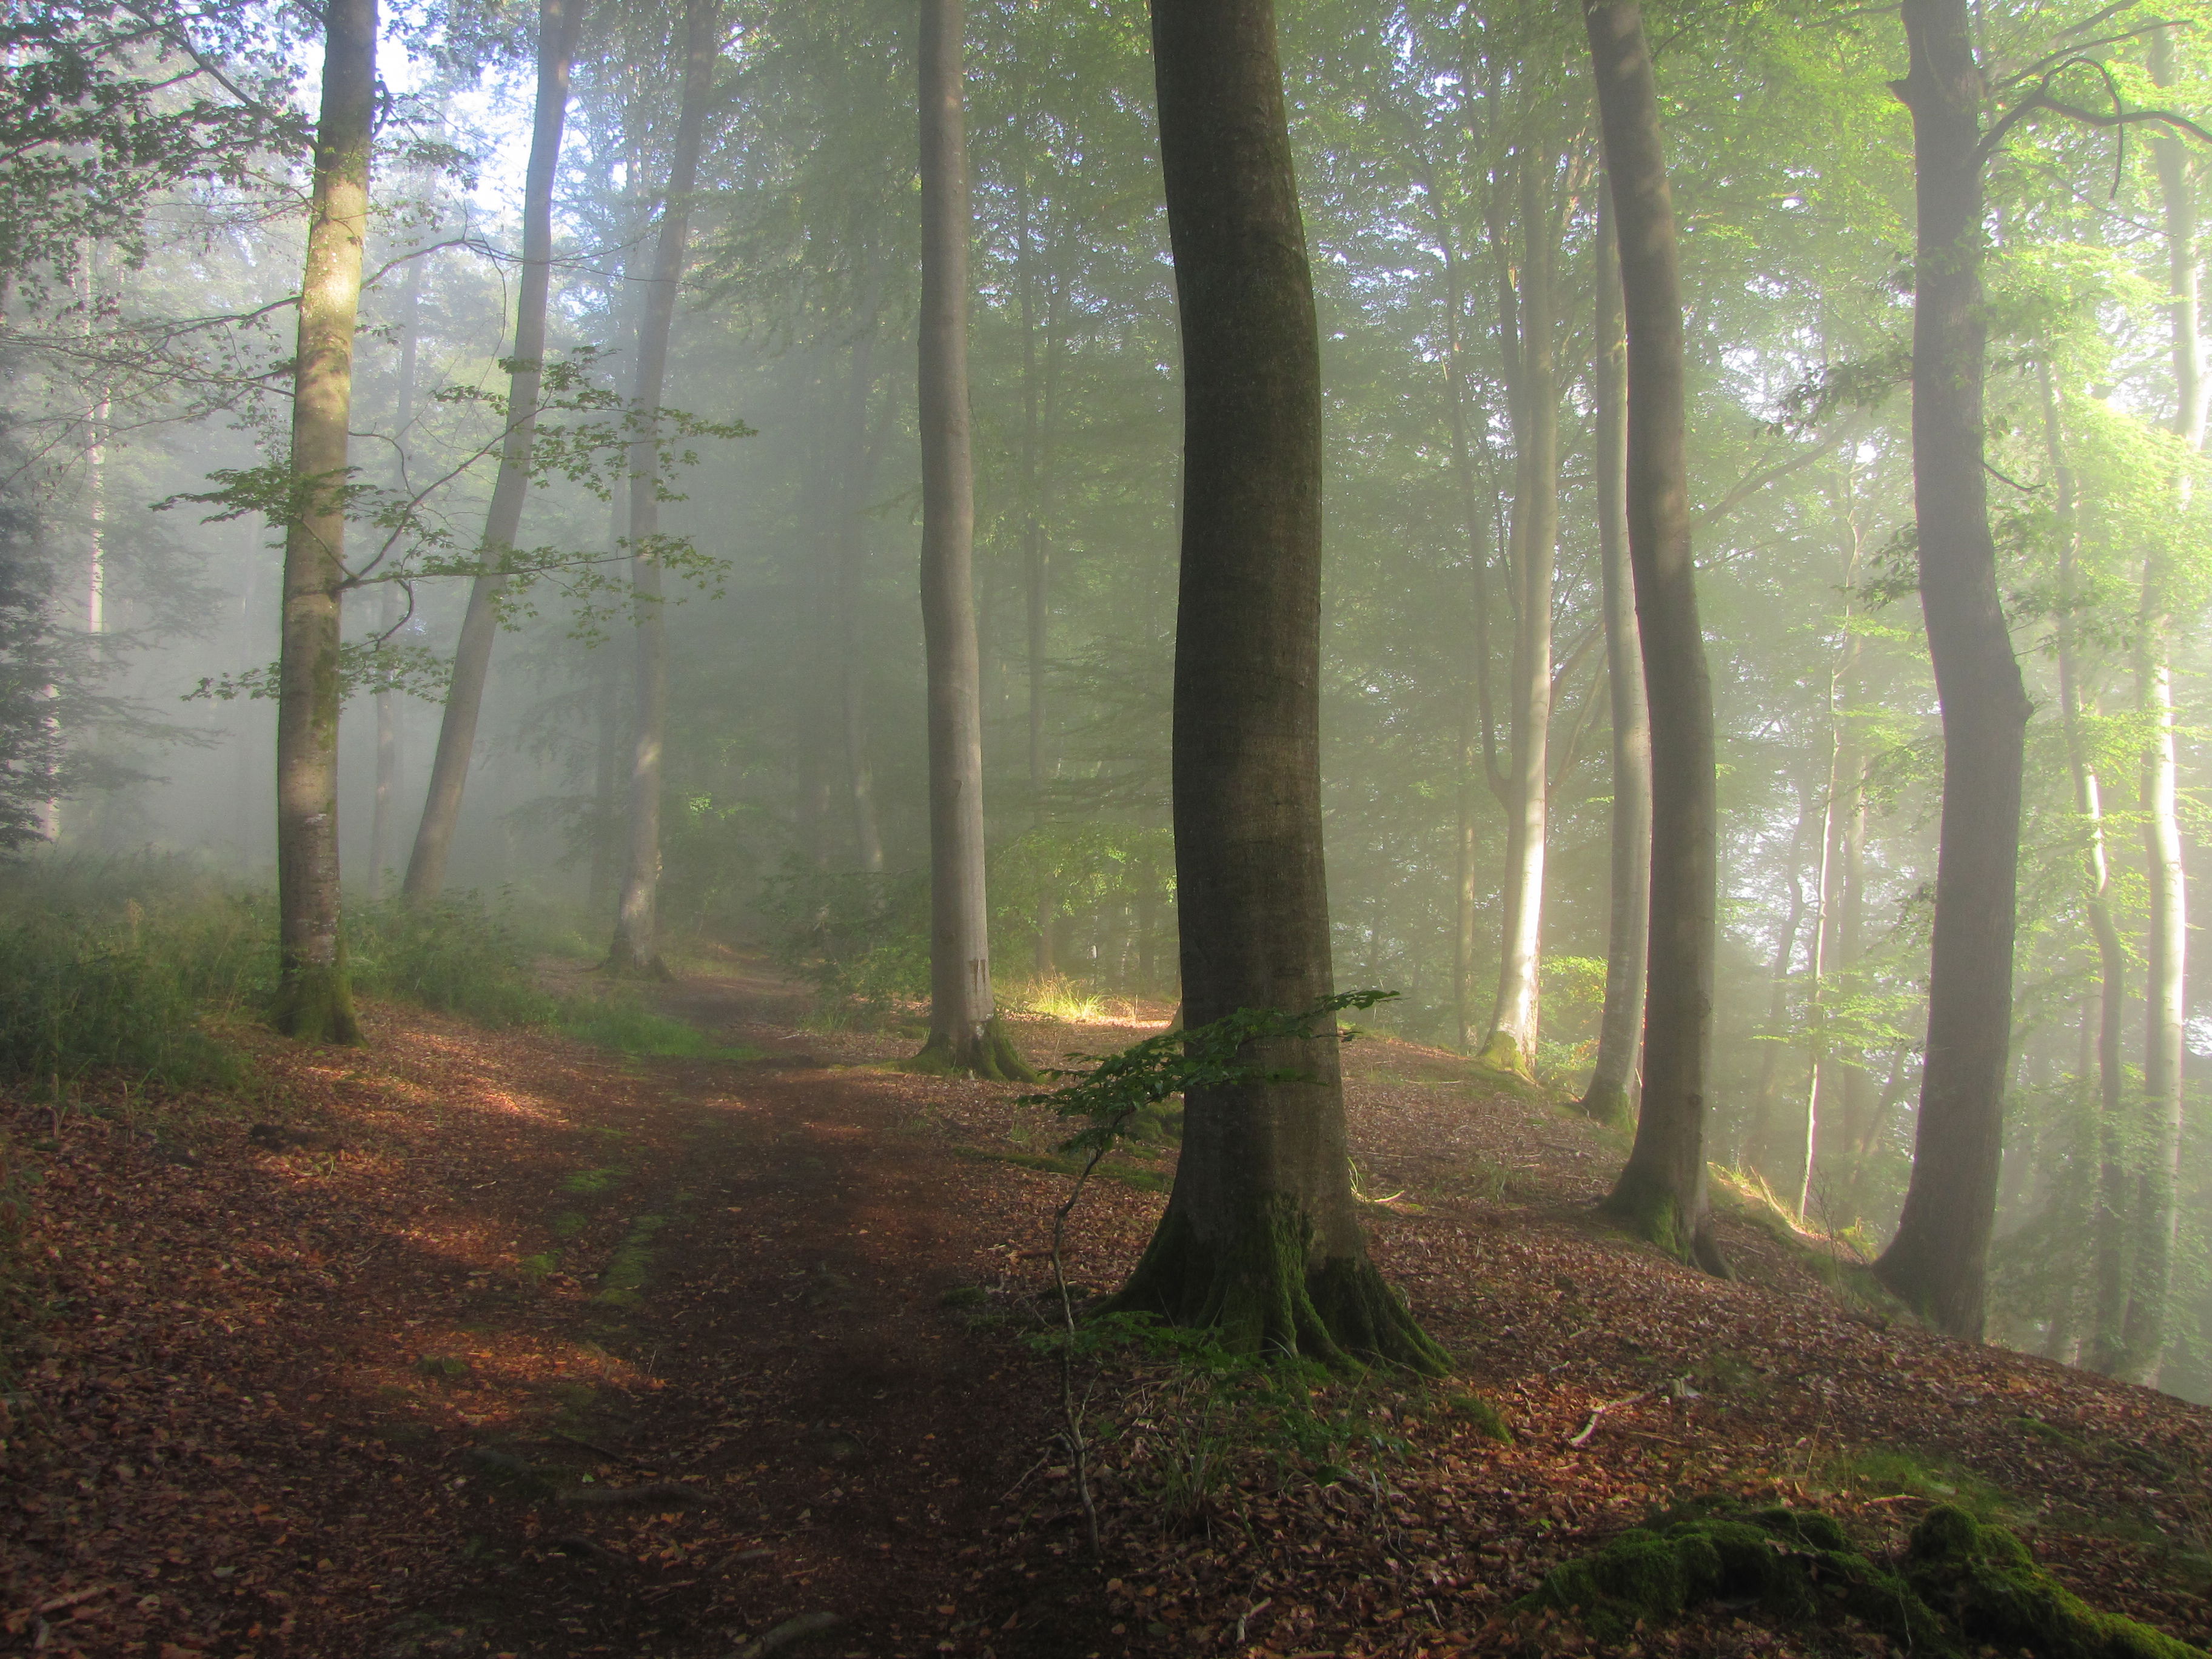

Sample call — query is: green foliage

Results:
[346,897,557,1028]
[758,861,931,1016]
[1018,990,1399,1161]
[551,995,760,1061]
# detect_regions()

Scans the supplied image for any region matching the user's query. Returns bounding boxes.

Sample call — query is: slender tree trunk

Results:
[272,0,375,1043]
[2039,362,2132,1373]
[1581,182,1649,1127]
[1111,0,1445,1372]
[369,255,423,902]
[837,320,886,874]
[405,0,583,899]
[1743,810,1808,1177]
[607,0,717,974]
[1874,0,2034,1338]
[1480,155,1558,1078]
[1586,1,1723,1272]
[2121,23,2198,1384]
[915,0,1027,1078]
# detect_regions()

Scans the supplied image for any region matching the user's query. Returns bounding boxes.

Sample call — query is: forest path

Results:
[5,962,2211,1659]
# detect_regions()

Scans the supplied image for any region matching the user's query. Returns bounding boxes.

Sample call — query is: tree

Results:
[914,0,1028,1078]
[1580,181,1649,1128]
[607,0,717,975]
[403,0,585,900]
[2118,19,2198,1384]
[1108,0,1446,1371]
[270,0,375,1042]
[1871,0,2034,1337]
[1583,0,1723,1270]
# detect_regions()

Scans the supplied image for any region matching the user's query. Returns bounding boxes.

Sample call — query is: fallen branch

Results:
[1567,1390,1650,1447]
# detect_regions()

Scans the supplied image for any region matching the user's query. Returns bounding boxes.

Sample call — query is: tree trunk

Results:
[1112,0,1446,1372]
[404,0,583,900]
[1581,181,1649,1128]
[837,317,888,874]
[1872,0,2034,1338]
[1479,154,1558,1078]
[2120,22,2197,1384]
[272,0,375,1044]
[1743,806,1808,1178]
[369,254,423,903]
[2039,361,2131,1374]
[914,0,1027,1078]
[606,0,717,974]
[1585,1,1723,1272]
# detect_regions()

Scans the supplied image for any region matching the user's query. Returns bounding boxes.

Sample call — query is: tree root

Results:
[272,960,363,1045]
[911,1014,1038,1082]
[1110,1196,1450,1375]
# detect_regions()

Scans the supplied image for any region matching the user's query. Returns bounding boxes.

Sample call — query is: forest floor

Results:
[2,953,2210,1659]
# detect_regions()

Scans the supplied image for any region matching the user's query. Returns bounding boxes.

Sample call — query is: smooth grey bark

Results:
[1585,0,1723,1272]
[2038,361,2131,1375]
[914,0,1025,1078]
[2122,22,2198,1384]
[273,0,374,1044]
[1110,0,1444,1372]
[1480,152,1558,1079]
[607,0,717,974]
[404,0,583,900]
[1874,0,2034,1338]
[367,254,422,903]
[1581,182,1649,1128]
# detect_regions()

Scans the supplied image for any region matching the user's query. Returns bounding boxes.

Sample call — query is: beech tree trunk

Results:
[1873,0,2034,1338]
[1585,0,1723,1271]
[272,0,375,1044]
[607,0,717,974]
[367,255,422,903]
[1581,183,1649,1128]
[915,0,1027,1079]
[2121,22,2197,1384]
[404,0,583,899]
[1480,155,1558,1079]
[1111,0,1445,1372]
[2039,361,2131,1375]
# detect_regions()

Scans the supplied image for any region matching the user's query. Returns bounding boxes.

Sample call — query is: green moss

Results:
[911,1014,1040,1082]
[1523,1503,2207,1659]
[593,1214,665,1306]
[953,1143,1171,1193]
[1907,1504,2207,1659]
[1441,1390,1513,1443]
[1577,1075,1635,1128]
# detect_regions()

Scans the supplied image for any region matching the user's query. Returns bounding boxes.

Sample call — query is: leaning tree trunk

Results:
[1111,0,1446,1372]
[1872,0,2033,1338]
[2038,361,2131,1375]
[2121,21,2199,1384]
[1480,155,1559,1079]
[403,0,583,900]
[272,0,375,1044]
[606,0,717,974]
[1585,0,1723,1272]
[1580,181,1650,1128]
[914,0,1028,1079]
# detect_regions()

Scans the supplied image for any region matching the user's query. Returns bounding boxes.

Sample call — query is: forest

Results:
[2,0,2211,1655]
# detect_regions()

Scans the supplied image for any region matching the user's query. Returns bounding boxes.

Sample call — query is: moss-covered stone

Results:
[1521,1503,2207,1658]
[1906,1504,2206,1659]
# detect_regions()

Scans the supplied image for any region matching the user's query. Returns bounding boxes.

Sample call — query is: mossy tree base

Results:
[1108,1196,1450,1376]
[1521,1503,2205,1659]
[911,1015,1037,1083]
[1577,1075,1634,1128]
[1601,1167,1729,1276]
[273,962,363,1045]
[1473,1029,1533,1079]
[602,942,672,980]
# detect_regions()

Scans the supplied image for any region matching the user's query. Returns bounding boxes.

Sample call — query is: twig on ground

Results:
[1567,1389,1649,1447]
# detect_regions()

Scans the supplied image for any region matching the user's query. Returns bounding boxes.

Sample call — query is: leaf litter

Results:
[0,960,2204,1658]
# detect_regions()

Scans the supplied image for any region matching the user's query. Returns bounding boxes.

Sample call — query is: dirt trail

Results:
[4,961,2210,1659]
[1,967,1108,1658]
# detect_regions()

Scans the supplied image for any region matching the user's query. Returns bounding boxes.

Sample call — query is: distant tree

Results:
[914,0,1028,1078]
[1582,0,1724,1270]
[1108,0,1446,1370]
[607,0,718,976]
[1580,181,1649,1130]
[404,0,586,900]
[272,0,376,1042]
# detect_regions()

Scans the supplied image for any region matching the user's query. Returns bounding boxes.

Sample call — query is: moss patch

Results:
[1521,1503,2207,1658]
[593,1215,666,1307]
